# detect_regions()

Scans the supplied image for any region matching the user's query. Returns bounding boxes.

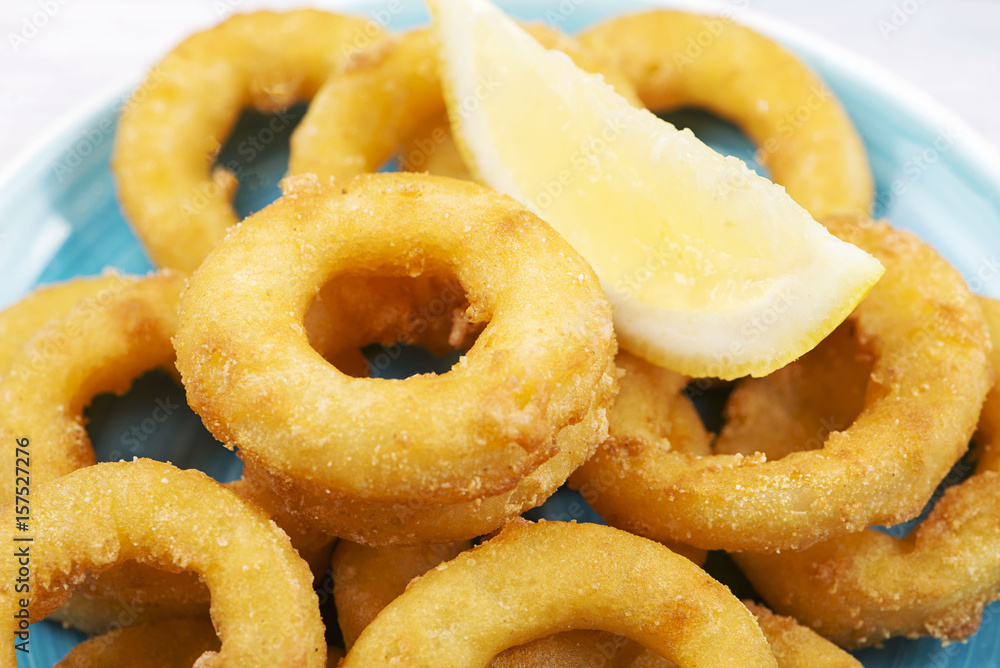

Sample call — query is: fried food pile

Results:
[1,3,996,667]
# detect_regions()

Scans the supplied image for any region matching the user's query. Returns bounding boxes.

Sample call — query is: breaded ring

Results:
[570,217,992,552]
[733,297,1000,648]
[50,476,335,635]
[0,272,184,500]
[113,10,379,272]
[174,173,617,543]
[331,539,643,667]
[578,10,873,219]
[341,519,776,667]
[289,23,641,180]
[0,459,325,667]
[0,274,332,635]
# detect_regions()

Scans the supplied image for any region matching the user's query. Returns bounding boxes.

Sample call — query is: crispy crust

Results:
[174,173,617,541]
[113,10,378,272]
[342,519,776,667]
[0,460,325,667]
[331,539,643,666]
[0,274,124,372]
[243,374,613,546]
[0,272,184,500]
[50,477,335,635]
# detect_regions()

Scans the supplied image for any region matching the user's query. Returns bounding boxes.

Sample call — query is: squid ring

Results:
[0,275,333,635]
[288,23,641,180]
[113,10,380,273]
[0,272,184,500]
[578,10,873,219]
[570,217,992,552]
[330,538,644,667]
[0,459,325,667]
[341,519,777,667]
[49,477,335,635]
[733,297,1000,648]
[174,173,617,529]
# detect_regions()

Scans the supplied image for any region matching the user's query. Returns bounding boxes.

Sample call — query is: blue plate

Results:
[3,1,1000,666]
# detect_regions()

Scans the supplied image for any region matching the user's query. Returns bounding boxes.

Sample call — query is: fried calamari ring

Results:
[570,217,992,553]
[570,351,711,566]
[341,519,776,667]
[331,539,643,667]
[175,173,617,543]
[0,272,184,500]
[0,274,331,636]
[56,619,347,667]
[578,11,873,219]
[0,459,325,667]
[113,10,380,273]
[289,23,641,180]
[630,602,861,668]
[248,271,577,547]
[733,297,1000,648]
[50,476,336,635]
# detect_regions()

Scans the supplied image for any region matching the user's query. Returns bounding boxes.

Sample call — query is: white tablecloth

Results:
[1,0,998,173]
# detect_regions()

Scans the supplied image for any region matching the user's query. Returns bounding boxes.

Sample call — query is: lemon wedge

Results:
[426,0,883,379]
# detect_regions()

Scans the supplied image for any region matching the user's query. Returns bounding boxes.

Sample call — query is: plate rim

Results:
[6,1,1000,666]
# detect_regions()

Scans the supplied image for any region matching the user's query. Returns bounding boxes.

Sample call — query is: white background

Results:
[0,0,998,174]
